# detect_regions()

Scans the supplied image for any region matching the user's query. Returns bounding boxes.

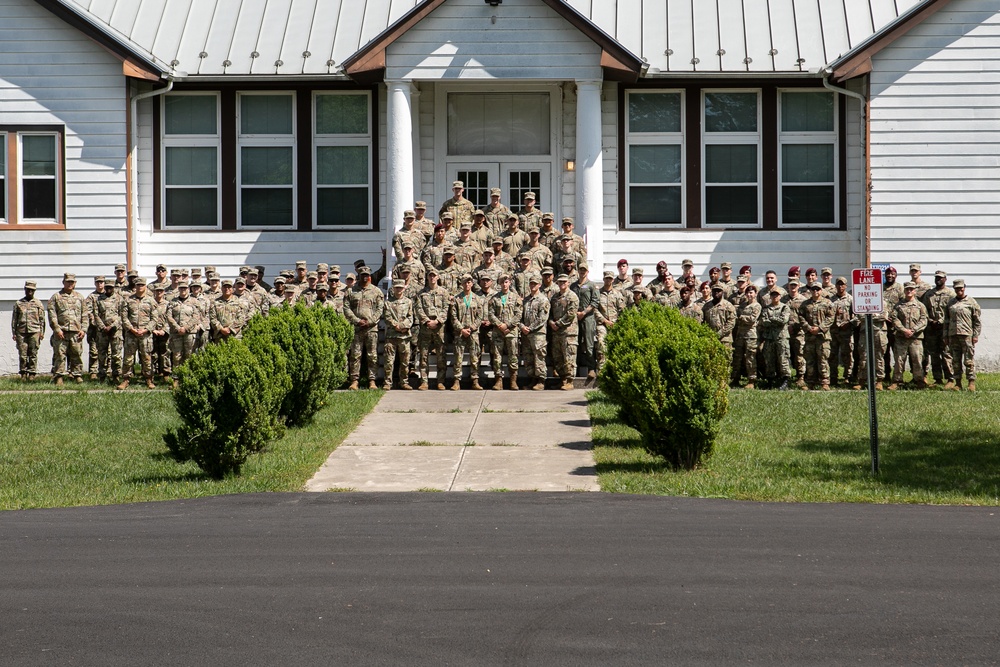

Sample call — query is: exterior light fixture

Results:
[566,160,575,172]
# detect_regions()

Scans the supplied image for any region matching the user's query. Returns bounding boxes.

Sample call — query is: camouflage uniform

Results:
[678,300,704,322]
[921,283,955,384]
[596,286,627,372]
[453,239,482,274]
[121,291,156,382]
[484,203,512,236]
[436,262,462,295]
[571,278,601,375]
[150,297,171,378]
[343,282,386,384]
[758,301,791,384]
[856,304,889,387]
[85,287,103,376]
[93,290,123,380]
[47,288,89,380]
[518,243,553,273]
[488,289,523,384]
[799,296,835,388]
[653,288,681,308]
[166,295,200,375]
[783,291,808,383]
[703,298,737,347]
[192,291,211,352]
[382,291,414,389]
[12,290,46,377]
[891,297,928,385]
[500,228,530,258]
[731,298,761,386]
[469,222,495,253]
[209,296,245,342]
[416,284,452,387]
[830,291,857,384]
[520,290,550,384]
[945,290,981,385]
[450,290,487,386]
[882,279,905,375]
[421,240,448,275]
[392,226,427,261]
[392,259,426,289]
[519,208,544,233]
[548,288,580,383]
[439,197,476,227]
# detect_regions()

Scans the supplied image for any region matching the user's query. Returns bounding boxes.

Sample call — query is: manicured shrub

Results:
[164,339,286,479]
[601,301,730,469]
[310,306,353,392]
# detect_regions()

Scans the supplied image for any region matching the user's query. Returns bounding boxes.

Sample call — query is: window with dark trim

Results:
[620,82,844,231]
[314,91,372,229]
[0,126,65,227]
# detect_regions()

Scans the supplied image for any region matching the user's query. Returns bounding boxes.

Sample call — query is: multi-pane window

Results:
[314,92,371,228]
[625,90,683,227]
[0,129,63,226]
[508,170,541,213]
[238,93,295,229]
[703,91,761,227]
[779,91,837,227]
[162,94,220,228]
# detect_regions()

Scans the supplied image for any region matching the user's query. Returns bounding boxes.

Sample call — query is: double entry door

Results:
[448,162,552,214]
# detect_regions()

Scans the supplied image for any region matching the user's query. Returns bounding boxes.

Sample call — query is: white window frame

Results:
[17,131,61,225]
[777,89,839,229]
[160,92,222,230]
[624,89,685,229]
[236,91,297,230]
[312,90,373,230]
[701,89,762,228]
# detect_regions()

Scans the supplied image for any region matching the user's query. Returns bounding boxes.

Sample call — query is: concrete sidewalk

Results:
[305,390,599,492]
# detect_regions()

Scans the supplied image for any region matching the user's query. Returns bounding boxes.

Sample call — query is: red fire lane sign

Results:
[852,268,883,314]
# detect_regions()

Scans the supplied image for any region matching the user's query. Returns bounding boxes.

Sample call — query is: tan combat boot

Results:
[875,382,883,390]
[54,377,64,387]
[417,381,428,391]
[451,380,461,391]
[887,383,899,391]
[508,378,519,391]
[744,381,755,390]
[561,379,574,391]
[368,379,378,390]
[436,380,448,390]
[89,373,98,380]
[943,380,956,391]
[493,380,503,391]
[75,376,84,384]
[967,381,976,392]
[820,383,831,391]
[401,382,412,391]
[470,379,483,391]
[116,379,129,390]
[146,379,156,389]
[532,379,544,391]
[347,379,359,390]
[383,383,392,391]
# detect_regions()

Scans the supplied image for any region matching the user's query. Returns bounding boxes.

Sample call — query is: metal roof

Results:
[55,0,926,78]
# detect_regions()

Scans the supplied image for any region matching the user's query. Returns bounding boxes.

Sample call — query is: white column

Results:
[410,84,422,203]
[575,80,604,273]
[386,80,415,267]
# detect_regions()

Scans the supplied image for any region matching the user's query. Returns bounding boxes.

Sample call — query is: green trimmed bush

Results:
[164,339,286,479]
[310,306,353,392]
[601,301,730,469]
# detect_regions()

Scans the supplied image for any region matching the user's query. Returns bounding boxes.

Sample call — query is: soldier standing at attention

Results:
[393,210,427,261]
[414,201,435,240]
[484,188,511,236]
[882,266,904,381]
[572,264,601,381]
[469,209,495,253]
[47,273,89,386]
[921,270,954,387]
[453,222,483,273]
[119,277,156,390]
[829,277,857,386]
[189,280,210,353]
[488,275,523,390]
[392,242,426,290]
[889,282,929,390]
[943,279,981,391]
[520,273,550,390]
[612,259,631,292]
[518,191,543,232]
[548,274,580,390]
[703,285,737,348]
[12,280,46,381]
[513,254,535,297]
[416,267,451,390]
[382,280,414,391]
[450,274,487,390]
[166,281,199,387]
[819,268,836,300]
[344,266,385,391]
[438,211,459,244]
[759,288,791,389]
[653,273,681,308]
[491,238,518,278]
[731,285,761,388]
[112,264,129,294]
[677,286,704,323]
[537,212,560,251]
[854,298,889,391]
[596,271,627,372]
[799,283,835,390]
[908,264,932,299]
[85,276,105,379]
[718,262,737,300]
[421,223,449,274]
[439,181,476,228]
[499,212,530,258]
[783,279,808,387]
[209,279,245,344]
[150,263,169,292]
[559,218,587,260]
[646,261,670,297]
[149,285,171,381]
[93,281,123,384]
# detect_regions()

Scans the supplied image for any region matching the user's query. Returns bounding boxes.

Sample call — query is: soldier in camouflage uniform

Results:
[436,247,462,295]
[889,282,929,389]
[112,264,128,294]
[12,280,46,380]
[150,263,170,293]
[119,277,156,390]
[499,213,530,258]
[645,261,670,297]
[537,213,560,252]
[47,273,89,385]
[597,271,627,372]
[782,279,808,386]
[759,288,792,389]
[799,283,835,390]
[819,268,836,300]
[469,209,495,253]
[189,280,210,353]
[830,277,858,385]
[93,281,123,383]
[392,210,427,261]
[717,262,737,301]
[438,181,476,228]
[921,270,955,386]
[855,299,889,391]
[483,188,511,237]
[572,264,600,380]
[513,254,535,297]
[518,191,543,232]
[548,274,580,390]
[438,212,459,245]
[559,218,587,260]
[882,266,904,379]
[491,238,518,278]
[344,266,385,390]
[731,285,761,388]
[382,280,414,390]
[519,273,550,390]
[472,248,502,294]
[518,228,553,274]
[392,242,426,289]
[612,259,631,292]
[166,281,199,385]
[450,274,487,390]
[149,285,171,381]
[421,224,449,274]
[415,267,452,390]
[944,279,981,391]
[757,271,786,307]
[245,269,270,318]
[677,285,703,323]
[85,276,105,379]
[652,273,681,308]
[269,276,290,309]
[908,264,932,299]
[209,279,246,343]
[453,223,483,273]
[414,201,435,240]
[623,268,652,305]
[488,275,523,390]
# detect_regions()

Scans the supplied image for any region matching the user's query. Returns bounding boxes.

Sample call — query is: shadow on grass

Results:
[594,459,675,475]
[795,428,1000,496]
[130,471,211,484]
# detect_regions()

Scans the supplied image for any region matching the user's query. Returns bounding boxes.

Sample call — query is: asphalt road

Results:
[2,493,998,666]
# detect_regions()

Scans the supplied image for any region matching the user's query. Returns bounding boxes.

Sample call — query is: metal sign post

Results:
[852,269,883,476]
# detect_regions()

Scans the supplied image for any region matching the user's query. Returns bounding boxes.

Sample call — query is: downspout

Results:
[128,78,174,271]
[822,69,871,266]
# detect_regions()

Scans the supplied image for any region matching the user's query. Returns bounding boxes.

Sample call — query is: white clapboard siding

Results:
[386,0,602,81]
[869,1,1000,302]
[0,0,128,303]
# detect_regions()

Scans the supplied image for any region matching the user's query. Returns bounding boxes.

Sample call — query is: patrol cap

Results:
[426,266,440,276]
[459,221,472,230]
[682,258,694,268]
[357,266,372,276]
[398,264,412,274]
[452,180,464,189]
[205,266,217,274]
[402,241,415,250]
[769,288,781,295]
[711,284,724,292]
[441,211,454,220]
[443,245,456,255]
[345,273,356,281]
[114,263,126,272]
[134,277,147,286]
[317,282,329,292]
[153,283,166,292]
[788,266,800,276]
[562,256,576,265]
[473,209,486,218]
[541,267,554,276]
[808,282,822,290]
[239,265,250,274]
[578,262,589,273]
[460,273,474,282]
[391,279,405,289]
[507,212,519,220]
[307,271,318,279]
[414,201,427,209]
[632,267,644,276]
[542,212,555,221]
[524,191,536,200]
[295,260,307,269]
[527,227,540,235]
[330,265,341,274]
[518,254,531,262]
[63,273,77,282]
[247,268,259,277]
[317,263,329,272]
[279,269,294,278]
[836,276,847,285]
[177,280,190,289]
[181,268,191,275]
[953,279,966,288]
[274,276,287,284]
[904,281,917,289]
[354,259,366,268]
[740,265,752,275]
[24,280,37,290]
[492,238,504,246]
[208,272,221,281]
[909,263,921,271]
[498,274,511,282]
[821,267,833,275]
[254,265,265,275]
[94,275,106,283]
[190,269,202,277]
[736,275,747,283]
[234,277,246,286]
[561,217,573,226]
[529,272,542,284]
[603,270,615,279]
[221,278,233,287]
[482,247,494,255]
[156,263,167,271]
[934,270,947,278]
[127,269,139,278]
[721,262,732,270]
[556,273,570,282]
[403,210,416,219]
[171,269,182,277]
[788,278,801,286]
[490,187,502,196]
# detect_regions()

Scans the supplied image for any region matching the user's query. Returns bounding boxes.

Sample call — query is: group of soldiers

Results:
[10,179,985,393]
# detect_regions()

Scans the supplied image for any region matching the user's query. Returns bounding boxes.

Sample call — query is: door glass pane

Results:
[317,146,368,185]
[782,144,834,183]
[782,186,834,225]
[781,92,834,132]
[508,170,541,211]
[317,188,369,226]
[241,147,292,185]
[22,135,55,176]
[448,93,549,155]
[629,93,681,133]
[316,94,368,135]
[165,95,217,135]
[630,145,681,184]
[241,95,293,135]
[166,147,217,185]
[705,186,758,224]
[706,145,757,183]
[165,189,217,227]
[22,179,56,219]
[630,186,681,225]
[705,92,757,133]
[457,170,490,208]
[241,189,293,227]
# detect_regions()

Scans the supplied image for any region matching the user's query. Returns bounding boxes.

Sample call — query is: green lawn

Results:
[0,389,382,510]
[589,378,1000,505]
